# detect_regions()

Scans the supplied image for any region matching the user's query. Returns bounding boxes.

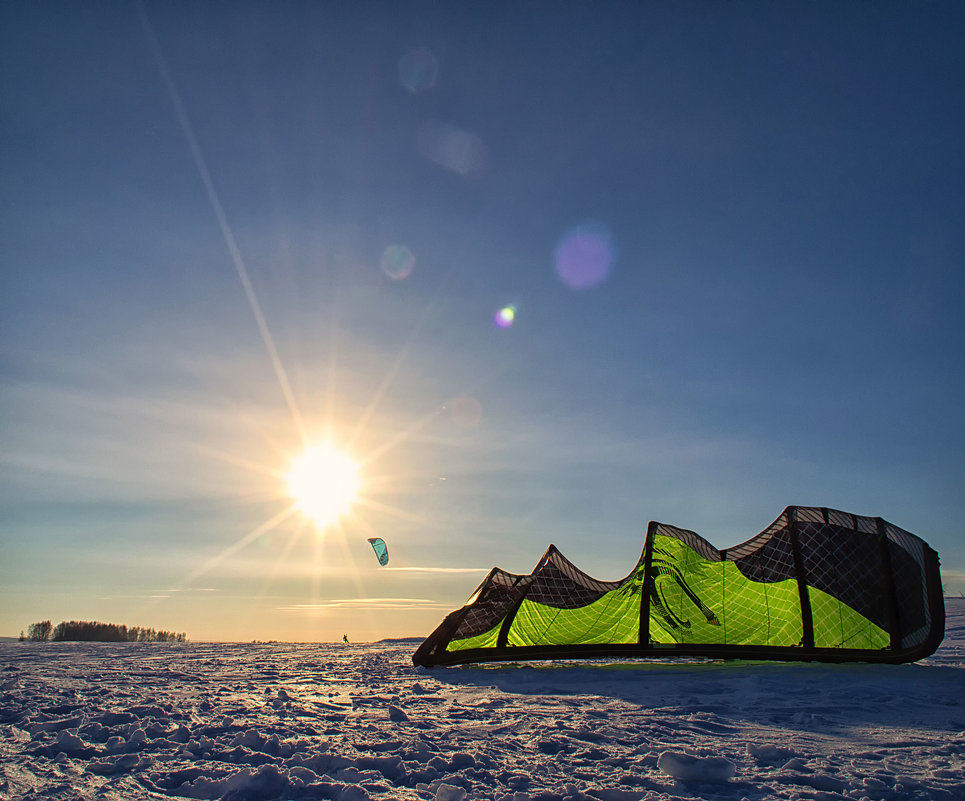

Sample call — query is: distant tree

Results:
[26,621,52,641]
[40,619,188,643]
[19,630,25,642]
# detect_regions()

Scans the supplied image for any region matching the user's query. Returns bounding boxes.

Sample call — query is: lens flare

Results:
[494,305,516,328]
[380,244,415,280]
[398,48,439,94]
[449,396,483,428]
[554,222,615,290]
[418,121,487,177]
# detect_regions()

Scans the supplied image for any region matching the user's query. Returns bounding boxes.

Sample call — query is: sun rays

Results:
[285,443,360,530]
[140,5,492,638]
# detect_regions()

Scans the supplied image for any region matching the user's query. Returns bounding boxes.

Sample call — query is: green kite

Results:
[413,506,944,666]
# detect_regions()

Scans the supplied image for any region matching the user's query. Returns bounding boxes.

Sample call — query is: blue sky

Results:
[2,2,963,641]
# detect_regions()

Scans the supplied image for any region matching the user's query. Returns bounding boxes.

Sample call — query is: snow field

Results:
[1,599,963,801]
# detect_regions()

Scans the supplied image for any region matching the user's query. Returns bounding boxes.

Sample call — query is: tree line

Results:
[21,620,186,643]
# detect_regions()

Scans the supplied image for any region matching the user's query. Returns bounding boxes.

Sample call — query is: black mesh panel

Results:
[524,549,625,609]
[733,527,797,584]
[451,569,529,640]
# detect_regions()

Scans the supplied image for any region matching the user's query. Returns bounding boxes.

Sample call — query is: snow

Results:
[656,752,735,783]
[1,599,964,801]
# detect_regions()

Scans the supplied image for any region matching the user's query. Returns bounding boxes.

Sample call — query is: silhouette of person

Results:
[342,634,349,644]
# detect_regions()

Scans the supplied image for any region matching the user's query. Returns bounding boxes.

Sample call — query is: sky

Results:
[1,1,963,642]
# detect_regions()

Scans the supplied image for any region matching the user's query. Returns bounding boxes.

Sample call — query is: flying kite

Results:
[368,537,389,566]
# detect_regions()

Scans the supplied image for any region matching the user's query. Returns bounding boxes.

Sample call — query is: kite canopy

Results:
[368,537,389,566]
[413,506,944,667]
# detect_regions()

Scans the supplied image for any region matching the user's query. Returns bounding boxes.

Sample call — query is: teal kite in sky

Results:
[368,537,389,566]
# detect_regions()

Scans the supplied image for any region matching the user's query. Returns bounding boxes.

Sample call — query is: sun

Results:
[286,443,360,530]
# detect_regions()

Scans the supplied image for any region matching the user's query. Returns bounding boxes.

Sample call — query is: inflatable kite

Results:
[413,506,944,667]
[368,537,389,566]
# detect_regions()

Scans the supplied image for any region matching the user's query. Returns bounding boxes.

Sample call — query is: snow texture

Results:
[1,599,964,801]
[656,751,735,783]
